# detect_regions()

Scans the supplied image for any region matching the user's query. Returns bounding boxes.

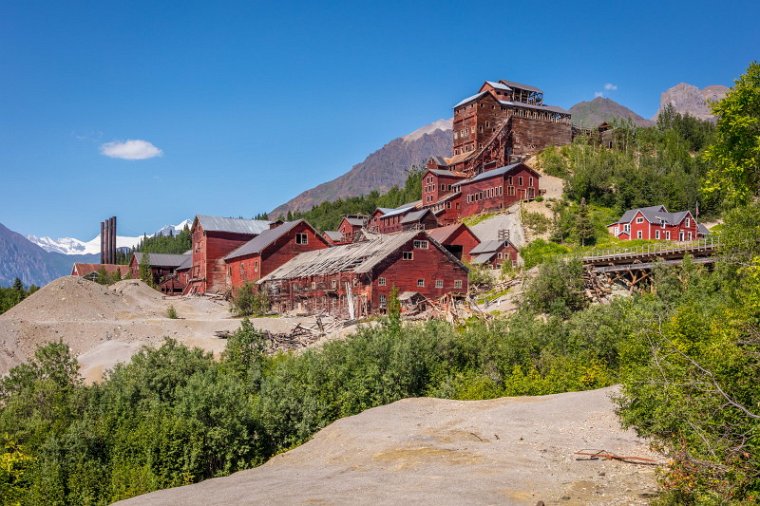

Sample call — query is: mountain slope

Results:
[271,120,452,217]
[0,223,98,286]
[656,82,728,121]
[28,219,192,255]
[569,97,653,128]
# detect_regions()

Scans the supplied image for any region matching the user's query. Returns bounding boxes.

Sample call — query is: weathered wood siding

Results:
[460,166,540,217]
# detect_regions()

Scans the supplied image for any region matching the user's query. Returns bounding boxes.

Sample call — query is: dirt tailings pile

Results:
[116,387,661,506]
[2,276,166,322]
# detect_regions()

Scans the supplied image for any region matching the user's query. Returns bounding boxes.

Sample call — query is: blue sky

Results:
[1,0,758,239]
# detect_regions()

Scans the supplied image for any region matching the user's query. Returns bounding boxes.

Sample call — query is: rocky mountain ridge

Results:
[655,82,728,121]
[569,97,653,128]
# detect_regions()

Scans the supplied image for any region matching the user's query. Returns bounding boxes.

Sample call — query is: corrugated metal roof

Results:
[610,206,693,226]
[400,209,432,224]
[698,224,710,235]
[224,220,308,261]
[259,231,466,282]
[471,252,496,265]
[427,169,468,178]
[427,223,471,244]
[343,216,367,227]
[133,252,190,268]
[379,201,420,219]
[470,240,508,255]
[486,81,512,91]
[454,91,487,108]
[195,215,271,235]
[176,255,192,271]
[323,230,343,241]
[460,163,525,185]
[499,80,543,93]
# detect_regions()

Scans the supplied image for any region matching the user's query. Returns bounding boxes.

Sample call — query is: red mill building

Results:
[435,80,572,175]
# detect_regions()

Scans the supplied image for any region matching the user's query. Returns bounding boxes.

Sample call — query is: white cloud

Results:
[100,139,163,160]
[604,83,618,91]
[594,91,604,98]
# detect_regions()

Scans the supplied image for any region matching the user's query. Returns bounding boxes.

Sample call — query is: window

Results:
[379,295,387,307]
[507,176,513,185]
[454,280,463,289]
[435,279,443,288]
[688,232,692,240]
[637,231,642,239]
[518,176,523,186]
[413,240,429,249]
[686,218,691,227]
[331,280,337,290]
[417,279,425,287]
[666,231,671,240]
[655,230,660,240]
[254,261,258,272]
[624,223,630,232]
[403,251,413,260]
[497,253,503,259]
[296,233,308,245]
[635,217,644,224]
[529,177,534,186]
[378,277,386,286]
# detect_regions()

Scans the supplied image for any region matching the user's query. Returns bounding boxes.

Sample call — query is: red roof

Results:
[71,263,130,278]
[427,222,472,244]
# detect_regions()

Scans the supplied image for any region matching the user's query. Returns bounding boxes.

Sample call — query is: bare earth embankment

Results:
[116,386,661,506]
[0,276,344,382]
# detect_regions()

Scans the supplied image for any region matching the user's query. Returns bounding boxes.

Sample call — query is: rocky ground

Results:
[0,276,355,382]
[116,386,662,506]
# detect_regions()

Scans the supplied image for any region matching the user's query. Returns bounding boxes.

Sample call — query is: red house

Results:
[422,168,467,206]
[468,239,519,269]
[188,215,271,294]
[608,205,700,242]
[457,163,540,217]
[224,220,329,294]
[258,230,468,318]
[370,202,420,234]
[71,263,130,281]
[427,222,481,262]
[129,252,190,292]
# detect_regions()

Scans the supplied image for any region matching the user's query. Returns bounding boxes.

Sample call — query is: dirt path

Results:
[116,387,661,506]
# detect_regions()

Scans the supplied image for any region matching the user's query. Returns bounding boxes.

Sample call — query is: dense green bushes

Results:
[0,278,38,315]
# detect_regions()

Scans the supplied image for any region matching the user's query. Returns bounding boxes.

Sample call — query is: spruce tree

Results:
[575,198,595,247]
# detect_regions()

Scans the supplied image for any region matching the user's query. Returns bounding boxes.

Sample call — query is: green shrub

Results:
[232,283,270,317]
[520,239,571,269]
[166,305,178,319]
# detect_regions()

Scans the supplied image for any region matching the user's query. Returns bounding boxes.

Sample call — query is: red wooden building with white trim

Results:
[608,205,701,242]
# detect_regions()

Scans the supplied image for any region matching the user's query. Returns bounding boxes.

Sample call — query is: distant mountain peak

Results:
[569,97,652,128]
[403,118,453,143]
[656,82,728,121]
[27,219,191,255]
[271,120,452,217]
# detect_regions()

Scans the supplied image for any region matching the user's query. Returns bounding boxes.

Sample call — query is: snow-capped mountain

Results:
[27,219,191,255]
[154,219,192,237]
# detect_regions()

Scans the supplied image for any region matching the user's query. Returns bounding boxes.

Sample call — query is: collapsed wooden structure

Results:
[258,230,469,318]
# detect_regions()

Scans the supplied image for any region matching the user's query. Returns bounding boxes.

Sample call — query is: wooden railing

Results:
[580,237,719,265]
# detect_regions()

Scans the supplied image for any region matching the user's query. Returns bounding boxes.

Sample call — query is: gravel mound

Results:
[116,386,661,506]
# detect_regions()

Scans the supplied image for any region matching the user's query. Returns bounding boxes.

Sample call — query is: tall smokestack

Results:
[111,216,117,264]
[100,221,106,264]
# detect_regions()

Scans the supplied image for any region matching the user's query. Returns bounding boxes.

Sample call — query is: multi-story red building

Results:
[258,230,468,318]
[446,80,572,175]
[224,220,329,294]
[608,205,701,242]
[188,215,271,294]
[469,239,519,269]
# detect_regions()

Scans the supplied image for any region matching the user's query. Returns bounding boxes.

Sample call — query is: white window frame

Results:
[635,217,644,224]
[413,240,429,249]
[435,279,443,288]
[296,233,308,245]
[417,279,425,287]
[403,251,413,260]
[454,280,463,289]
[378,277,386,286]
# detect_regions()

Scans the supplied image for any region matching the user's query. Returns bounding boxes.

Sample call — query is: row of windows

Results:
[467,186,504,203]
[378,279,464,303]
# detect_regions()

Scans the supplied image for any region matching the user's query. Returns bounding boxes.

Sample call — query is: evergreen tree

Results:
[575,198,595,246]
[138,253,154,287]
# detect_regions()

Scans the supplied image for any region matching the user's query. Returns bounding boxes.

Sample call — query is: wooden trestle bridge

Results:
[579,238,719,290]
